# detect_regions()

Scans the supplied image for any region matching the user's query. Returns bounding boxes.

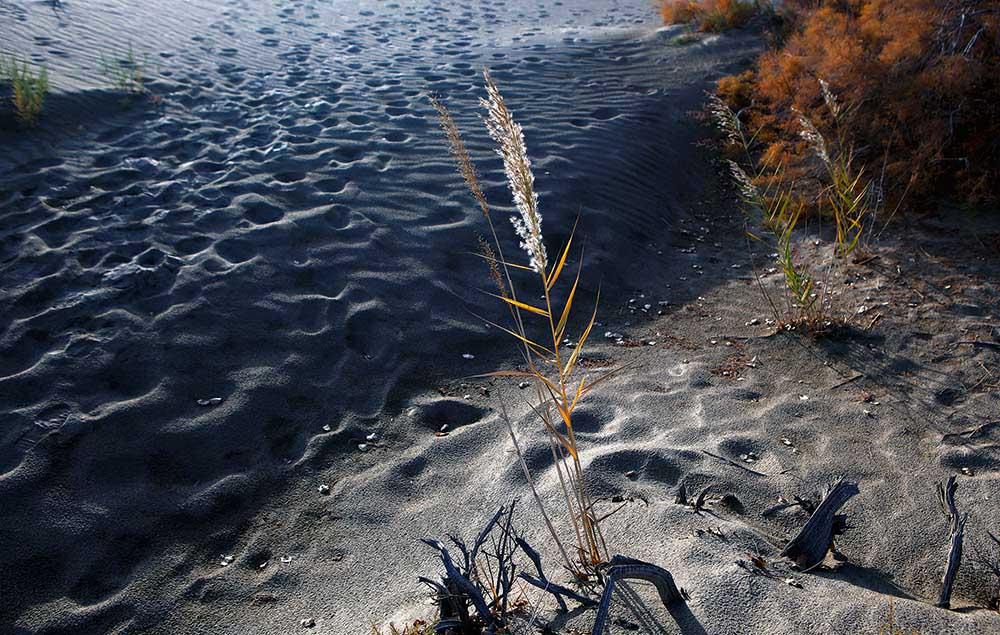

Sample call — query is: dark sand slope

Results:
[1,1,998,634]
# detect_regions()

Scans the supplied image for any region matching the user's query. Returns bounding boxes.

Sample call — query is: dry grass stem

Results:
[433,70,616,577]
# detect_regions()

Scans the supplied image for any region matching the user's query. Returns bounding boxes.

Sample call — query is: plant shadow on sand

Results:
[547,580,709,634]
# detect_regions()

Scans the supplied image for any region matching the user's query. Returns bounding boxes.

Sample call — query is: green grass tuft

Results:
[1,54,49,127]
[100,44,148,95]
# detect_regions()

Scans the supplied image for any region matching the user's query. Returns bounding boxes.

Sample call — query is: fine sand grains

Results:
[1,1,998,634]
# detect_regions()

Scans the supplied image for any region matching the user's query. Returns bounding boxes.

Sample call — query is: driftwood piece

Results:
[761,495,816,518]
[592,555,685,635]
[693,485,712,513]
[515,537,595,611]
[421,539,495,628]
[780,477,859,570]
[936,476,968,609]
[674,483,688,506]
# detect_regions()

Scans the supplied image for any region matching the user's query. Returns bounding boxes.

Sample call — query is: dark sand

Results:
[1,1,998,633]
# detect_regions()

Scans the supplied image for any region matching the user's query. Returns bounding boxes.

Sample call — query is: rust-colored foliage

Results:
[716,0,1000,208]
[660,0,758,32]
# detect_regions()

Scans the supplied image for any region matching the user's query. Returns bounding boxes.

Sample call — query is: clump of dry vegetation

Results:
[431,71,615,579]
[714,0,1000,208]
[1,54,49,127]
[659,0,761,32]
[422,72,688,634]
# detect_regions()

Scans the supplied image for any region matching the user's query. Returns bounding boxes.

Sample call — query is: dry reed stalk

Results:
[431,71,619,577]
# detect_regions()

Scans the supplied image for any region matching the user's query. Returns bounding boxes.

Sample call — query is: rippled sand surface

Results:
[3,1,999,634]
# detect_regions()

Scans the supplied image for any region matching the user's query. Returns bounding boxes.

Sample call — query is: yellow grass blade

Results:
[471,313,555,355]
[555,399,573,432]
[472,252,534,271]
[567,376,587,413]
[546,214,579,290]
[491,293,550,317]
[525,398,576,458]
[536,373,566,409]
[562,289,600,377]
[579,362,633,399]
[554,256,583,341]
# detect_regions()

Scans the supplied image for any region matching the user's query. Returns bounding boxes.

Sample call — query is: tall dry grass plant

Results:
[431,71,618,579]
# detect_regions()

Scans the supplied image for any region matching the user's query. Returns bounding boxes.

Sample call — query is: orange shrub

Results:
[660,0,758,32]
[716,0,1000,208]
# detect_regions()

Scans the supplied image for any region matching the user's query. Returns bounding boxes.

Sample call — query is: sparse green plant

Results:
[0,55,49,126]
[432,71,622,579]
[100,44,148,95]
[710,93,825,327]
[794,79,874,260]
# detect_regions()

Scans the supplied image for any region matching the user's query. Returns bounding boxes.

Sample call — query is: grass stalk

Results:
[432,71,615,577]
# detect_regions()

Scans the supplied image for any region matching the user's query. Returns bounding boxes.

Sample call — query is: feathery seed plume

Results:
[818,78,841,120]
[707,92,744,146]
[429,94,491,221]
[478,234,509,299]
[794,108,831,169]
[728,160,761,207]
[480,70,547,274]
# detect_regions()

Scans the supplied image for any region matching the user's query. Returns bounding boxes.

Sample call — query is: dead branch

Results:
[936,476,968,609]
[780,477,859,570]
